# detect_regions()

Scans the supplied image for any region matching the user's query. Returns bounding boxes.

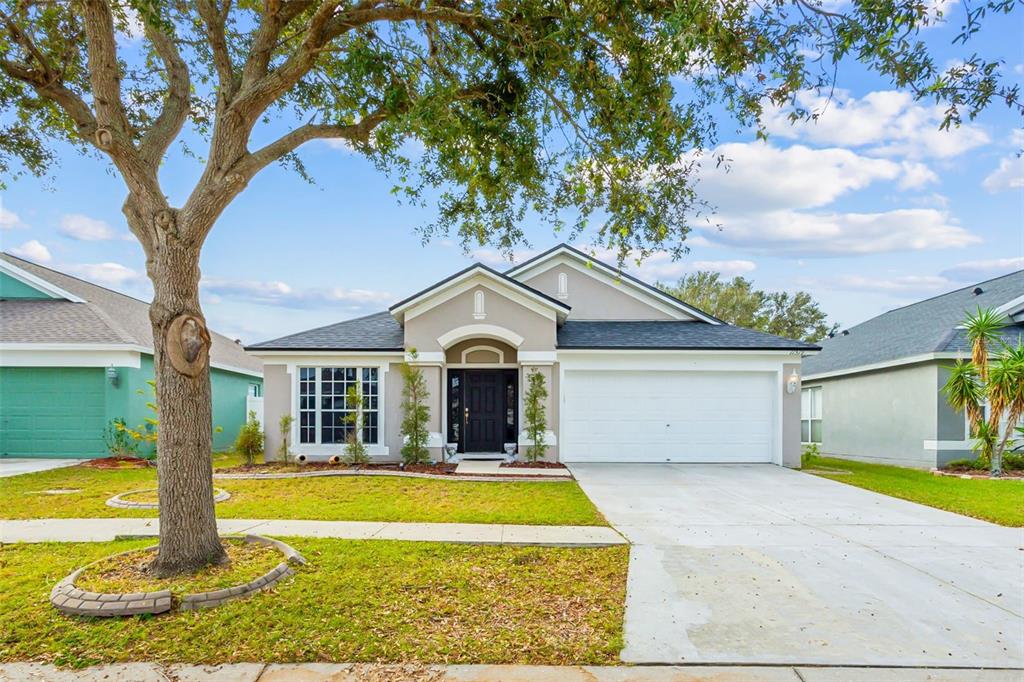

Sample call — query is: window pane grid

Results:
[299,366,379,447]
[801,386,822,444]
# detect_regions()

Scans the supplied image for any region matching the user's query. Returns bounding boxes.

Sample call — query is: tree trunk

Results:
[146,231,227,577]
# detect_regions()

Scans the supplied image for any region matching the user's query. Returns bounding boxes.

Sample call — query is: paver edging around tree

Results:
[49,535,306,617]
[213,469,571,483]
[106,487,231,509]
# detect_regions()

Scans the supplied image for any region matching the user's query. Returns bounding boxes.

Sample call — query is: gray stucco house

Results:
[248,244,818,466]
[802,269,1024,469]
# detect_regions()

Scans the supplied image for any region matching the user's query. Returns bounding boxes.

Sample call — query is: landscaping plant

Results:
[234,411,264,466]
[400,351,431,466]
[524,369,548,463]
[801,442,821,468]
[942,308,1024,477]
[277,414,294,464]
[2,0,1016,575]
[343,385,371,467]
[102,417,139,459]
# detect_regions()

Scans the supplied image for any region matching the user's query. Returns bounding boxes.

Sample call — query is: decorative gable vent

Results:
[557,271,569,299]
[473,290,486,320]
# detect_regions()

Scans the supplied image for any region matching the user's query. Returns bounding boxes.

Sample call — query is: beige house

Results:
[247,244,817,466]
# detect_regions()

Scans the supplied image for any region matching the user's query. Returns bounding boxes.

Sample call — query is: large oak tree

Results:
[1,0,1018,575]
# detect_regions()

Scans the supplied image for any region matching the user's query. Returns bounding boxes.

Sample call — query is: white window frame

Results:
[297,365,382,450]
[801,386,822,444]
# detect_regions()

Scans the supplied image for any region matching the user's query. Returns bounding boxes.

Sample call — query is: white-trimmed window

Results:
[801,386,822,444]
[298,367,379,445]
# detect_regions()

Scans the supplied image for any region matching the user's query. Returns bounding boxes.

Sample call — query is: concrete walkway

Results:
[0,517,625,547]
[0,458,87,478]
[1,662,1020,681]
[570,463,1024,669]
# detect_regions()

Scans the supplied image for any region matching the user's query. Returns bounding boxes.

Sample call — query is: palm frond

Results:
[942,360,984,431]
[963,307,1008,379]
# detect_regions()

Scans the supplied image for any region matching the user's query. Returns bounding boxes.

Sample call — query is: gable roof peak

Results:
[505,243,723,325]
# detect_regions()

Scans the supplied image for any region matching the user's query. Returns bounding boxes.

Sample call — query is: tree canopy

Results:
[659,271,838,342]
[2,0,1019,260]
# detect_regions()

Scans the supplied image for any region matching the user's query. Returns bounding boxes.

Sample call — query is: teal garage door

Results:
[0,367,107,458]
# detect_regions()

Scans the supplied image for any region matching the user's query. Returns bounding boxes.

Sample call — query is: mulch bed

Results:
[934,466,1024,480]
[83,456,153,469]
[218,462,462,475]
[501,461,567,469]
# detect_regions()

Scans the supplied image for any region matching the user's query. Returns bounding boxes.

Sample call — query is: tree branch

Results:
[238,106,391,178]
[197,0,237,101]
[139,17,191,166]
[80,0,132,142]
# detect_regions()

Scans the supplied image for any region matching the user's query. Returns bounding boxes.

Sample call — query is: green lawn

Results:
[804,456,1024,526]
[0,539,628,667]
[0,456,606,526]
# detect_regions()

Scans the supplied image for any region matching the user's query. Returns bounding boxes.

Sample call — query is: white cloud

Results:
[981,131,1024,193]
[63,262,141,286]
[694,142,932,214]
[58,213,121,241]
[820,274,953,296]
[763,89,989,159]
[201,277,393,310]
[941,257,1024,280]
[705,208,979,257]
[8,239,52,263]
[0,205,27,230]
[469,247,537,267]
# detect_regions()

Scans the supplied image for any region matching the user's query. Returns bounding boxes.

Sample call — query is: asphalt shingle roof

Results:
[803,269,1024,377]
[556,320,820,351]
[0,253,263,374]
[247,311,405,350]
[248,313,818,351]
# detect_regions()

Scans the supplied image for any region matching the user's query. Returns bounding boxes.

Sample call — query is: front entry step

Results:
[454,460,503,475]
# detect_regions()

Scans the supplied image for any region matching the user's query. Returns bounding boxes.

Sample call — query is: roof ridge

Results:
[877,268,1024,317]
[0,252,152,306]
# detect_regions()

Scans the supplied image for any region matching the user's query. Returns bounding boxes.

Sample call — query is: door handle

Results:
[464,407,470,421]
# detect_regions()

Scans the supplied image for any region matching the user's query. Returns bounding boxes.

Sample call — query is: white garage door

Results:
[561,370,775,463]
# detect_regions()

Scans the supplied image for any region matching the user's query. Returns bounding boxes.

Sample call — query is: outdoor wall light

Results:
[106,365,120,388]
[786,369,800,394]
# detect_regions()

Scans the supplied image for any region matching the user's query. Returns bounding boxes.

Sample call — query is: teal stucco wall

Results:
[0,355,262,458]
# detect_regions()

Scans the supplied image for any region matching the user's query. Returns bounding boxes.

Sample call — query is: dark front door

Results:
[464,370,504,452]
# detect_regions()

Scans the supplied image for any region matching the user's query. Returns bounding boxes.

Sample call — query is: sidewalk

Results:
[0,518,625,547]
[1,662,1020,681]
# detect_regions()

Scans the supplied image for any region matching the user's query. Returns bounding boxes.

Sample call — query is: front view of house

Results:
[248,245,818,466]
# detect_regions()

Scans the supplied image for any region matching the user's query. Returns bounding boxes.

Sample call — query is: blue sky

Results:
[1,8,1021,344]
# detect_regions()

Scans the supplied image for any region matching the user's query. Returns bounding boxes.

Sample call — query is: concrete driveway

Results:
[569,463,1024,668]
[0,458,87,478]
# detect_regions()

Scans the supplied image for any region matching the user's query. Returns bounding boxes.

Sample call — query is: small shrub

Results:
[343,385,370,466]
[523,369,548,463]
[102,418,139,458]
[801,442,821,468]
[278,414,294,463]
[942,458,987,471]
[234,411,264,466]
[400,350,431,465]
[1002,452,1024,471]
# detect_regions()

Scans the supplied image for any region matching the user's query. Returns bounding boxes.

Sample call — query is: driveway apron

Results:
[569,463,1024,668]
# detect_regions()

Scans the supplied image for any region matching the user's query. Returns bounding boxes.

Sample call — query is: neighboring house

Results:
[802,270,1024,469]
[248,244,818,466]
[0,253,263,458]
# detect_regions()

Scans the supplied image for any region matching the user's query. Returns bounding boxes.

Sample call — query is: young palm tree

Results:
[964,307,1008,380]
[942,308,1020,476]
